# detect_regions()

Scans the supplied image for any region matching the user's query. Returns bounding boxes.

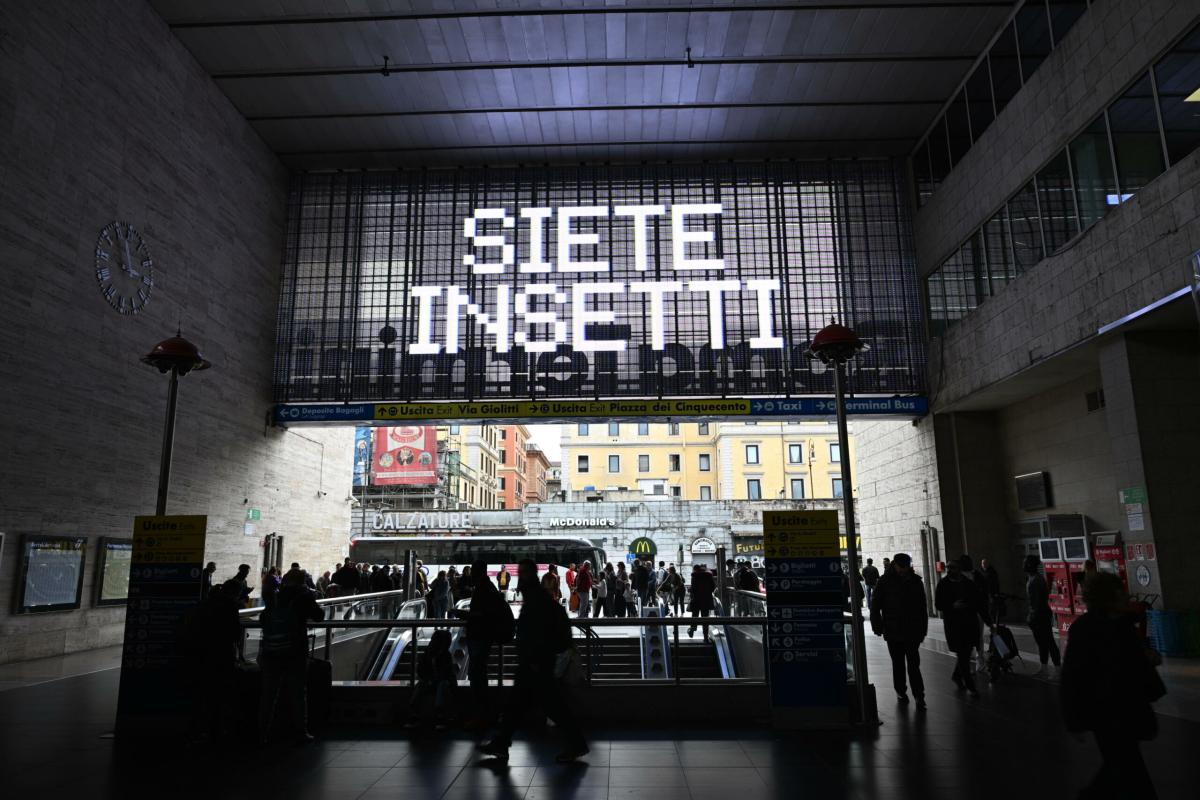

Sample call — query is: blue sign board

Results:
[353,426,372,487]
[763,510,848,729]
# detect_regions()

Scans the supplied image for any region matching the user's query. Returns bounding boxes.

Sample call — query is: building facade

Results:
[561,421,854,503]
[497,425,530,509]
[524,444,552,505]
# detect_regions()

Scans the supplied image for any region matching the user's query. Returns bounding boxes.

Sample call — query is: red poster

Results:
[372,426,438,485]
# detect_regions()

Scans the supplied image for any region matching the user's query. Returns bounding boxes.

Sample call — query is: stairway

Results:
[674,640,723,679]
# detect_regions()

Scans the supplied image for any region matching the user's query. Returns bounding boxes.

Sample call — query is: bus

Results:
[349,534,607,576]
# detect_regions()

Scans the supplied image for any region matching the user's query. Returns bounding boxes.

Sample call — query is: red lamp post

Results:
[142,332,211,515]
[807,321,876,725]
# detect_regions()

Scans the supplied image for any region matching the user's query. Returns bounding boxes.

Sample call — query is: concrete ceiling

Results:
[151,0,1014,169]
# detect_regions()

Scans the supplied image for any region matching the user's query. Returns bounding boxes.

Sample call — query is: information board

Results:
[14,535,87,614]
[95,537,133,606]
[116,515,206,736]
[763,510,848,728]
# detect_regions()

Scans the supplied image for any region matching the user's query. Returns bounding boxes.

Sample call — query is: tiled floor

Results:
[0,635,1196,799]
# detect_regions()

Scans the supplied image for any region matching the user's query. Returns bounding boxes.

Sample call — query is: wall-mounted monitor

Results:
[1016,472,1051,511]
[14,535,87,614]
[95,537,133,607]
[1061,536,1090,562]
[1038,538,1062,563]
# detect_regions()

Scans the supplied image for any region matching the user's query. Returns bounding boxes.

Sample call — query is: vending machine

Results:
[1039,538,1074,635]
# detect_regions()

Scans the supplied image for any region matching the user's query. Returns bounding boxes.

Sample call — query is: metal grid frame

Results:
[273,161,924,403]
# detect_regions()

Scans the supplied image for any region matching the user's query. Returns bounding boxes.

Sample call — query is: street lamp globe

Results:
[141,331,212,375]
[806,321,868,365]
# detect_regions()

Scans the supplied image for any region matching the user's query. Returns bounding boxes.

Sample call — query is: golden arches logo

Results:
[630,538,656,555]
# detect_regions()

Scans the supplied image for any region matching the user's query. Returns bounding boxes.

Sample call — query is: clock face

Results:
[95,221,154,315]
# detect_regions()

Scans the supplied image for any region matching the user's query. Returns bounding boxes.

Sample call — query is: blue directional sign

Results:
[273,395,928,425]
[747,396,928,417]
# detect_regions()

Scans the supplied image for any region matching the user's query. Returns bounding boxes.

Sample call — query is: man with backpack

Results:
[257,568,325,743]
[462,560,513,729]
[481,559,587,763]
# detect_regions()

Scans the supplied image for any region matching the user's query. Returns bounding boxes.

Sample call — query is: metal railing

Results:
[241,615,770,686]
[239,589,410,663]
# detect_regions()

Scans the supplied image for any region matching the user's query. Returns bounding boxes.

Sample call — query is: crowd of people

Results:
[868,551,1166,799]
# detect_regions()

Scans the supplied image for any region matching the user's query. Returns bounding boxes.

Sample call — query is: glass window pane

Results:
[1036,150,1080,253]
[947,90,973,165]
[1008,181,1045,271]
[982,208,1016,291]
[963,232,989,301]
[990,21,1023,113]
[926,270,947,337]
[1109,73,1167,195]
[608,455,619,472]
[1153,27,1200,166]
[1069,114,1119,229]
[967,62,995,140]
[913,138,934,205]
[1048,0,1086,46]
[929,116,952,184]
[1016,2,1053,79]
[941,249,971,321]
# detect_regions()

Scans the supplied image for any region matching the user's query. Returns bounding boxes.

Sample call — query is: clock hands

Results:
[120,227,140,279]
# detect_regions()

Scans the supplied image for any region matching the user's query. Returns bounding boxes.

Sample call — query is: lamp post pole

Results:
[808,321,876,727]
[142,332,211,516]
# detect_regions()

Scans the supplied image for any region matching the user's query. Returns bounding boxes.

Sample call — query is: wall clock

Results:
[95,221,154,315]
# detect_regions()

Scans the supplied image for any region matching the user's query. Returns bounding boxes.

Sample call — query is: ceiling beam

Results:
[248,99,944,123]
[276,136,915,158]
[169,3,1012,29]
[215,54,976,81]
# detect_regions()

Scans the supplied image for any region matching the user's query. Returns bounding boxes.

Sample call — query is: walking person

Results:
[257,569,325,743]
[861,558,880,610]
[935,559,983,697]
[187,579,242,743]
[958,554,991,672]
[429,570,451,619]
[980,557,1002,621]
[573,562,593,619]
[1023,555,1061,674]
[687,565,716,641]
[632,559,649,609]
[671,566,687,618]
[614,563,630,618]
[1061,572,1164,800]
[870,553,928,709]
[462,560,513,729]
[496,564,511,597]
[201,561,217,601]
[659,566,684,617]
[481,560,588,763]
[332,558,359,595]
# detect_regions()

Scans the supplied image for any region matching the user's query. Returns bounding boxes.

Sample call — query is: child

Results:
[407,629,456,729]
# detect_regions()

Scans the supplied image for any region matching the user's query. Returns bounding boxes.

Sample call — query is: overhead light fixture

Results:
[1185,87,1200,102]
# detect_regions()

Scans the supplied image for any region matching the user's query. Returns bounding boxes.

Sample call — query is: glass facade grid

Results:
[925,19,1200,336]
[913,0,1091,207]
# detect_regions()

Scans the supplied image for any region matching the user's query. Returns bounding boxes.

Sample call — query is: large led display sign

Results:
[273,162,924,404]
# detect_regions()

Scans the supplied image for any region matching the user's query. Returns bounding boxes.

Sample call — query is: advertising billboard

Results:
[372,426,438,485]
[273,163,924,405]
[353,426,372,487]
[14,535,87,614]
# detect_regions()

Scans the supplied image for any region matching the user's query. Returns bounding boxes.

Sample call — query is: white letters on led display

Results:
[557,206,609,272]
[519,208,553,273]
[407,202,787,355]
[671,204,724,271]
[463,208,514,274]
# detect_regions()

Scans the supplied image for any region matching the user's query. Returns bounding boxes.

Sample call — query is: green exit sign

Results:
[1118,487,1146,505]
[246,508,261,521]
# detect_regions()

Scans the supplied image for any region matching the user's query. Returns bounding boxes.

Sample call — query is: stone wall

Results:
[852,419,946,581]
[0,0,352,663]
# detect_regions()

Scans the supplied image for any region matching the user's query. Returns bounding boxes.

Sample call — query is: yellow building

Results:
[437,424,502,509]
[561,421,854,501]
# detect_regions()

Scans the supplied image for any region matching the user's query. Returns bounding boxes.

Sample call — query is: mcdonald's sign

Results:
[629,537,657,556]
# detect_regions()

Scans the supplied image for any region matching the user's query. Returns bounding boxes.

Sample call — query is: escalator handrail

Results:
[239,588,410,618]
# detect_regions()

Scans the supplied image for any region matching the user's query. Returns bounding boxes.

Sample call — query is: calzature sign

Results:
[274,164,925,404]
[371,511,475,531]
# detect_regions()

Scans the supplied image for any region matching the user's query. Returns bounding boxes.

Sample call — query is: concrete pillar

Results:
[1100,332,1200,610]
[933,412,1015,593]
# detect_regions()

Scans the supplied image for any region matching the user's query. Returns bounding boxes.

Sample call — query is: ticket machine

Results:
[1039,538,1074,635]
[1090,532,1128,590]
[1062,536,1092,621]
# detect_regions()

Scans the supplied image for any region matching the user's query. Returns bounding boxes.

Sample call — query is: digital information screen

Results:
[96,537,133,606]
[14,535,87,614]
[273,162,925,405]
